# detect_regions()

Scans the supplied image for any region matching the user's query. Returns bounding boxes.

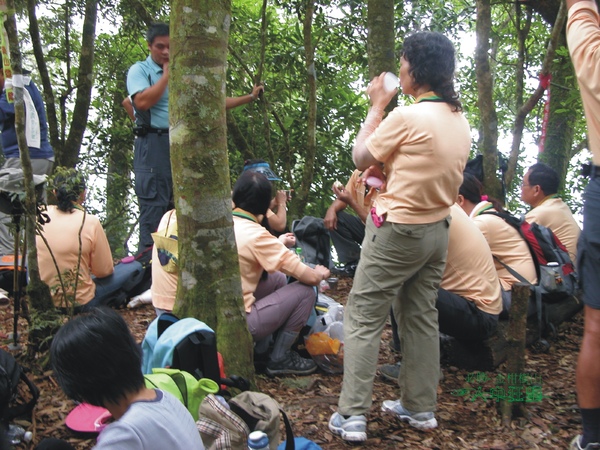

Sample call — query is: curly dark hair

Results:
[402,31,462,112]
[52,168,86,213]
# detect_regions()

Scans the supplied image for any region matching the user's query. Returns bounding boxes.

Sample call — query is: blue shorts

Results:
[578,177,600,309]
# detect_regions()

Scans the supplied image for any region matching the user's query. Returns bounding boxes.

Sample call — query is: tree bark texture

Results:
[475,0,503,200]
[538,33,577,190]
[169,0,255,383]
[60,0,97,168]
[500,283,529,426]
[367,0,397,112]
[290,0,317,221]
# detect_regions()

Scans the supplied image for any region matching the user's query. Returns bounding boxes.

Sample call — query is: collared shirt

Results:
[470,201,537,290]
[441,204,502,315]
[567,1,600,164]
[525,196,581,263]
[127,55,169,129]
[366,91,471,224]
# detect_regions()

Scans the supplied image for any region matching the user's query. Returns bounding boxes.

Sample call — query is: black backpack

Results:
[0,349,39,423]
[292,216,332,269]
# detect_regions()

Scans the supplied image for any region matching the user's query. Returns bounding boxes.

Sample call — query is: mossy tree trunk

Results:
[169,0,255,385]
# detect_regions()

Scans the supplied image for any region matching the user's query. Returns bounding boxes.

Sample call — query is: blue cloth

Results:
[0,79,54,159]
[277,438,322,450]
[126,55,169,129]
[88,260,145,307]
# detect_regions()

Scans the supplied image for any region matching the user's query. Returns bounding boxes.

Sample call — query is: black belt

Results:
[581,163,600,178]
[133,126,169,137]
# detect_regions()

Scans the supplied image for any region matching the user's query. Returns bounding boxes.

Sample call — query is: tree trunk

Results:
[170,0,255,384]
[290,0,317,222]
[367,0,397,112]
[475,0,503,200]
[60,0,97,168]
[538,33,577,189]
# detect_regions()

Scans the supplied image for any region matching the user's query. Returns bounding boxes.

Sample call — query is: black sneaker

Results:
[266,351,317,376]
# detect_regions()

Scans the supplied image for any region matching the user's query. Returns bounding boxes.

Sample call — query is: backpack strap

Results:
[3,370,40,421]
[280,407,295,450]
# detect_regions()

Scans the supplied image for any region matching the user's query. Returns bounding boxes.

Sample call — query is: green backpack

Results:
[144,368,219,420]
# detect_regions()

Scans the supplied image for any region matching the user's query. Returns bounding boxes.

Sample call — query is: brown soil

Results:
[1,276,583,449]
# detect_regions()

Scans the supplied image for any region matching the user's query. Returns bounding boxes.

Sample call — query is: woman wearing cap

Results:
[232,170,330,376]
[242,159,290,234]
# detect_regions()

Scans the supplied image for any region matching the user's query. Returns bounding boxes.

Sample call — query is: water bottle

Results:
[247,430,269,450]
[6,424,33,445]
[295,247,305,263]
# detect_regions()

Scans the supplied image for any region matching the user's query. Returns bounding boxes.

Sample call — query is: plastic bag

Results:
[305,304,344,374]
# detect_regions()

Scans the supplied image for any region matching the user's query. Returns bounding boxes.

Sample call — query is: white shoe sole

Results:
[381,404,438,430]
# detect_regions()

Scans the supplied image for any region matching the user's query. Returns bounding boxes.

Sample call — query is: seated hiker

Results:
[457,172,537,314]
[381,204,502,380]
[324,169,379,277]
[232,170,330,376]
[241,159,290,234]
[43,307,204,449]
[35,169,143,311]
[436,204,503,340]
[521,162,581,263]
[151,209,178,316]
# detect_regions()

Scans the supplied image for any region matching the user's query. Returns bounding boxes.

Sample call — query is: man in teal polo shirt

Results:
[127,22,171,253]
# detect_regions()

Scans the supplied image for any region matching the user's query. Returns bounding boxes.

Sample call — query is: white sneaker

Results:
[382,399,438,430]
[328,412,367,442]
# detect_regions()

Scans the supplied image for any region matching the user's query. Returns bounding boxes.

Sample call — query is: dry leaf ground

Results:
[1,275,582,449]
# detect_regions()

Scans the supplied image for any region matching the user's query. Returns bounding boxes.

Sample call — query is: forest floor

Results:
[0,275,584,449]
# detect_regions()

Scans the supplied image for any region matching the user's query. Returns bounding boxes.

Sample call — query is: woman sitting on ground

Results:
[232,170,330,376]
[36,169,143,311]
[457,172,537,315]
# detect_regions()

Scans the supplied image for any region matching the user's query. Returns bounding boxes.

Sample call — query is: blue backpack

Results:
[142,313,222,384]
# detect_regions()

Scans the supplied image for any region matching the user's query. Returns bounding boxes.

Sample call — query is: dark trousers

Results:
[436,288,499,341]
[330,211,365,264]
[133,133,173,252]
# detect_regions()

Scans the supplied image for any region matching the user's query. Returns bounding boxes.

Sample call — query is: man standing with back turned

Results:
[566,1,600,449]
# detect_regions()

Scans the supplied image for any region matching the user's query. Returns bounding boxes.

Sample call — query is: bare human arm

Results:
[267,190,288,232]
[122,96,135,121]
[226,85,264,109]
[353,72,396,170]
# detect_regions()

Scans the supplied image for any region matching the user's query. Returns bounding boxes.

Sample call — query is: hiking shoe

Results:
[570,435,600,450]
[380,363,400,382]
[266,351,317,376]
[328,412,367,442]
[381,400,438,430]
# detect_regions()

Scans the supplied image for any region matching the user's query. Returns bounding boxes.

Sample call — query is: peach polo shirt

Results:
[366,93,471,224]
[233,210,313,312]
[36,205,114,306]
[525,197,581,263]
[441,204,502,315]
[470,201,537,291]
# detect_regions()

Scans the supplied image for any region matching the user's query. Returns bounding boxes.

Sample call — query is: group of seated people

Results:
[33,160,580,380]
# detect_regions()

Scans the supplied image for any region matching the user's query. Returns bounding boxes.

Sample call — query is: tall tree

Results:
[169,0,254,382]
